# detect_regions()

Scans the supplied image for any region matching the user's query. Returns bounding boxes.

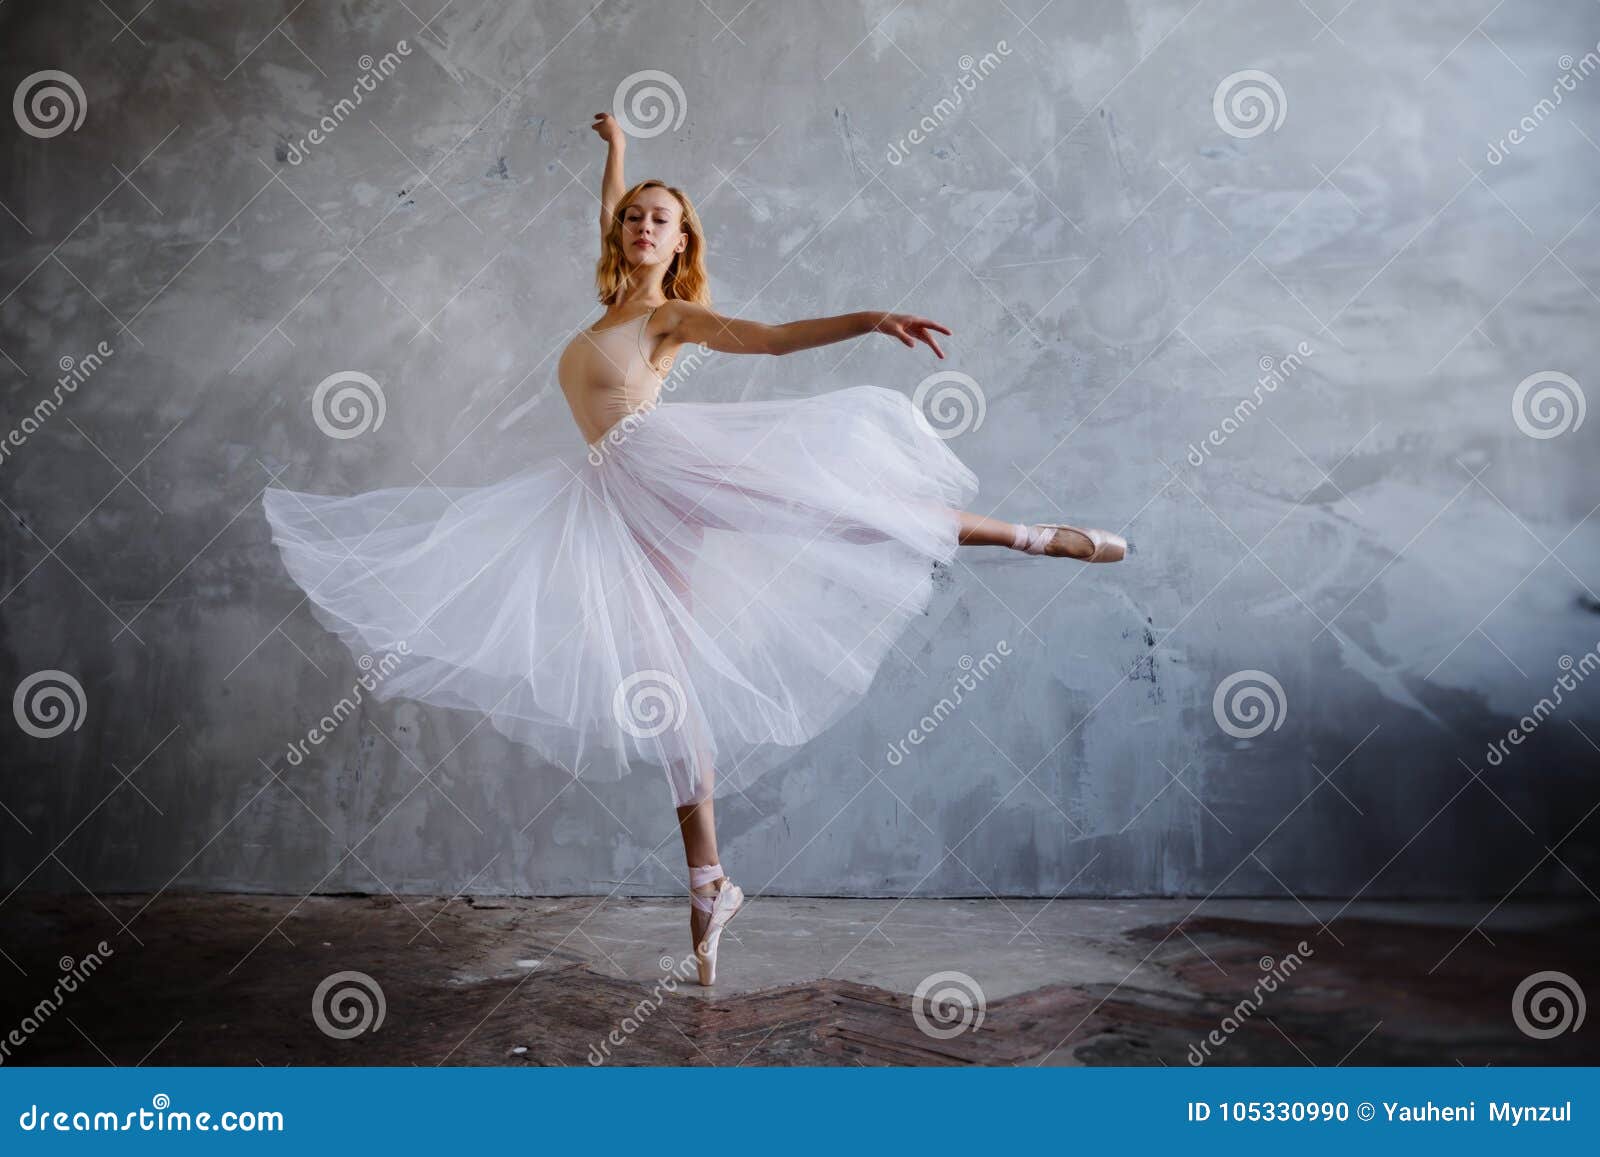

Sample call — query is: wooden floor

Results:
[0,893,1593,1066]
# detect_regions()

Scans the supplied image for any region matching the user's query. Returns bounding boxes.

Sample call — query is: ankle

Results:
[688,861,724,913]
[688,861,724,888]
[1010,522,1052,553]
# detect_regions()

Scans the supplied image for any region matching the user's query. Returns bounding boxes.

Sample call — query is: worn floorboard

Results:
[0,894,1591,1066]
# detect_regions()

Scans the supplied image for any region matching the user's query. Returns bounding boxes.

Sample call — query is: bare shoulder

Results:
[656,299,710,337]
[658,299,743,350]
[656,301,780,356]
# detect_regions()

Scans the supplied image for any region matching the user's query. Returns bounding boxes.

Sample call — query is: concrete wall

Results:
[2,0,1597,899]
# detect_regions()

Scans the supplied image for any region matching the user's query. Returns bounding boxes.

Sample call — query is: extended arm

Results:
[669,303,951,359]
[591,112,627,240]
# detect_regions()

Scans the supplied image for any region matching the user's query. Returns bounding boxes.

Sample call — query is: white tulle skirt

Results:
[261,384,980,806]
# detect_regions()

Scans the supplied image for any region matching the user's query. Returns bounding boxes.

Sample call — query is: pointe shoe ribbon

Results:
[1013,523,1055,554]
[688,862,723,913]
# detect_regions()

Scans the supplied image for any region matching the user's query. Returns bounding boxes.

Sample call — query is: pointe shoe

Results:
[1016,522,1127,563]
[688,862,745,986]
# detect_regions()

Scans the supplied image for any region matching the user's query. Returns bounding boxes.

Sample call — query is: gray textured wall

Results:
[2,0,1597,901]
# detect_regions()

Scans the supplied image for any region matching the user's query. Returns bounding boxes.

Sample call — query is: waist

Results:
[585,394,663,450]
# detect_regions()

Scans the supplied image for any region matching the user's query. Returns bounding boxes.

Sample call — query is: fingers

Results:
[883,316,949,357]
[905,319,947,358]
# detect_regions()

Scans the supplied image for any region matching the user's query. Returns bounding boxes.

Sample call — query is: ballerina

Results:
[261,109,1126,987]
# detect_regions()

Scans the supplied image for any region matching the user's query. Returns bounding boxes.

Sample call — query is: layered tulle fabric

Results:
[261,384,979,806]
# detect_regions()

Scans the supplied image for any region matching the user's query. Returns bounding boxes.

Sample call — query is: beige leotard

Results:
[557,306,674,445]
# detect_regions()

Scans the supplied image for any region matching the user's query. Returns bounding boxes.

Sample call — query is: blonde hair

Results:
[595,179,712,307]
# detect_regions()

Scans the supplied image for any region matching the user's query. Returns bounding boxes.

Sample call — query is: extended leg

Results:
[956,509,1028,548]
[783,496,1119,561]
[953,505,1132,560]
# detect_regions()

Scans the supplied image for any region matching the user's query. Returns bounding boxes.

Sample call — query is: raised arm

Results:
[590,112,627,243]
[667,302,951,359]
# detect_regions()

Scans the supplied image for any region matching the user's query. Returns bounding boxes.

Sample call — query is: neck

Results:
[613,267,671,309]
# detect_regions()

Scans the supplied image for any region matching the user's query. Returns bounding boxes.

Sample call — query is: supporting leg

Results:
[619,493,760,982]
[677,794,719,950]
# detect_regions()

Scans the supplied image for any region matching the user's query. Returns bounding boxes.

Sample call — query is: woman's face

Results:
[618,190,686,268]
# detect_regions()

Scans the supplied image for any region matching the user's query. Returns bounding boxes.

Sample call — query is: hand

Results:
[590,112,625,147]
[874,312,951,359]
